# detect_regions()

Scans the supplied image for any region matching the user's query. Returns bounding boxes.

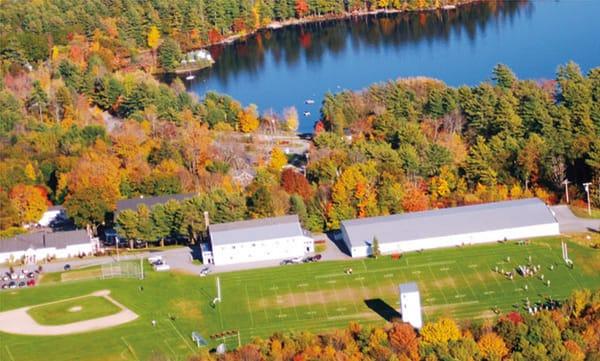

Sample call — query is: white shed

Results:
[341,198,560,258]
[399,282,423,329]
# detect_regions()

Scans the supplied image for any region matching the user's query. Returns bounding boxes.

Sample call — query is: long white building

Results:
[206,215,314,266]
[0,230,98,264]
[341,198,560,258]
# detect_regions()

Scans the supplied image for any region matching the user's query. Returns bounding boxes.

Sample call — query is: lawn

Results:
[27,296,122,326]
[570,205,600,219]
[0,235,599,361]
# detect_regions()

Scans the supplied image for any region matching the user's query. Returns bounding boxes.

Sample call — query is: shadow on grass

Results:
[364,298,401,322]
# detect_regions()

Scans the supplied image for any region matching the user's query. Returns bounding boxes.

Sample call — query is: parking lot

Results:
[1,268,40,290]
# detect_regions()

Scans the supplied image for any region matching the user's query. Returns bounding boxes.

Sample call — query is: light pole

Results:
[562,179,570,203]
[583,182,592,216]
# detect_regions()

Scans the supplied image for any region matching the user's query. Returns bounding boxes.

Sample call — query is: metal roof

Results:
[0,230,90,253]
[209,215,305,246]
[342,198,557,248]
[116,193,196,213]
[399,282,419,294]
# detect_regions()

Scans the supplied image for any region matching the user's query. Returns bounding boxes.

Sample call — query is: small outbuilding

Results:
[399,282,423,329]
[341,198,559,257]
[37,205,66,227]
[207,215,314,266]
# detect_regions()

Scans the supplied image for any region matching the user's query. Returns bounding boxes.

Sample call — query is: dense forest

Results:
[0,0,473,72]
[0,53,599,240]
[187,288,600,361]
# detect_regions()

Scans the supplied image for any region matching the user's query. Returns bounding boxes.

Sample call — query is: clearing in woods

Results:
[0,235,599,361]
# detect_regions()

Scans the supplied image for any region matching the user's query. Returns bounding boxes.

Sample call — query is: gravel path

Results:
[0,290,138,335]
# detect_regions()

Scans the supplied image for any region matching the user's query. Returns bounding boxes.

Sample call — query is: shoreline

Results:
[207,0,483,49]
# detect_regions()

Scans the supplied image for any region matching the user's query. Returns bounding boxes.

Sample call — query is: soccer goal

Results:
[101,261,143,280]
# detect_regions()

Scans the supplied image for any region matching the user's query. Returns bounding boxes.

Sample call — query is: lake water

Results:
[184,0,600,133]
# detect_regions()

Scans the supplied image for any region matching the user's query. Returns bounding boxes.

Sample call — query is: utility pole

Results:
[562,179,570,203]
[583,182,592,216]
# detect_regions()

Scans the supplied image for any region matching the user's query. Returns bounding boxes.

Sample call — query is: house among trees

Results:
[204,215,314,266]
[37,205,66,227]
[341,198,559,257]
[115,193,196,215]
[0,230,98,264]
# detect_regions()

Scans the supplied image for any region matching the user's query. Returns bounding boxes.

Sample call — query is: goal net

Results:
[101,261,143,280]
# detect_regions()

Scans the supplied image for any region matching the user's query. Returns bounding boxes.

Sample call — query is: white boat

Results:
[185,73,195,80]
[303,111,311,117]
[305,99,315,105]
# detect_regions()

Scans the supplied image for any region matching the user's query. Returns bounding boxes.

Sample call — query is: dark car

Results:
[133,240,148,249]
[303,254,322,263]
[8,281,17,288]
[64,264,71,271]
[280,259,293,265]
[18,281,26,288]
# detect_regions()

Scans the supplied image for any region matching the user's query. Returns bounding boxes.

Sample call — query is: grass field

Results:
[27,296,122,325]
[0,235,599,361]
[570,205,600,219]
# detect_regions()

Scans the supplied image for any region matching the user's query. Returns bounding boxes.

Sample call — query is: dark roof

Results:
[0,230,90,253]
[116,193,196,213]
[209,215,305,246]
[342,198,557,248]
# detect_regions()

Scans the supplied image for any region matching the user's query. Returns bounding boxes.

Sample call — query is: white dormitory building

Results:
[0,230,99,264]
[341,198,560,258]
[203,215,314,266]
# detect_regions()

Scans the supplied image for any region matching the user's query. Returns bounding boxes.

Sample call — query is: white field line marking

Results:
[297,283,308,287]
[459,268,477,299]
[428,264,448,304]
[287,282,300,321]
[4,345,16,361]
[318,287,330,319]
[258,283,269,322]
[383,273,393,278]
[121,336,140,361]
[167,318,195,353]
[345,277,360,314]
[326,280,337,284]
[483,291,495,295]
[314,260,456,279]
[355,276,365,281]
[245,284,254,328]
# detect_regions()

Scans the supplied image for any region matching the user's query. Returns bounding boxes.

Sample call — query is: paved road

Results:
[551,205,599,233]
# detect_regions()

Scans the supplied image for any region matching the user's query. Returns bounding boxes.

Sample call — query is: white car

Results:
[147,256,163,265]
[290,256,304,264]
[154,264,170,272]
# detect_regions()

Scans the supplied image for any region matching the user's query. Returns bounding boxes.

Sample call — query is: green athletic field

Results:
[27,295,121,325]
[0,235,598,361]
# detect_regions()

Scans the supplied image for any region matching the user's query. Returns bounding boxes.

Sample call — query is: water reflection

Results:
[197,1,529,86]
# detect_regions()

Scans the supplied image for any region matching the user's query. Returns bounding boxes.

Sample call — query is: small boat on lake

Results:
[305,99,315,105]
[185,73,195,80]
[303,111,311,117]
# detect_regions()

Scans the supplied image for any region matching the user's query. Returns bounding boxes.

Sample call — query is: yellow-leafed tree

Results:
[147,25,161,50]
[477,332,508,361]
[268,147,287,171]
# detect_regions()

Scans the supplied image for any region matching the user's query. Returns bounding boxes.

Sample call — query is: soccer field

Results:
[0,235,599,361]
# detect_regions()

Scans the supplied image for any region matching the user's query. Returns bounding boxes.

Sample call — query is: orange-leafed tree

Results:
[388,322,419,360]
[477,332,508,361]
[295,0,309,17]
[9,185,50,225]
[401,182,429,212]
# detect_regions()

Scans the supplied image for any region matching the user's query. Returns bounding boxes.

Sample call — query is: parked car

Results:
[200,267,211,277]
[64,264,71,271]
[1,284,8,289]
[133,240,147,249]
[303,254,322,263]
[8,281,17,288]
[18,281,26,288]
[147,256,163,265]
[280,259,293,265]
[290,256,304,264]
[27,279,36,287]
[154,264,170,272]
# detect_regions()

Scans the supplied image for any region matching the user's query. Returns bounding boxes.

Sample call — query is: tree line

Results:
[1,59,598,238]
[186,288,600,361]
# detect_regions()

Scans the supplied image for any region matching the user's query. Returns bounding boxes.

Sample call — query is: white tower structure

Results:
[399,282,423,329]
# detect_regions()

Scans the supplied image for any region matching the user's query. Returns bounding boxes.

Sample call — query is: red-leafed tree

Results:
[388,322,419,360]
[281,168,313,200]
[401,183,429,212]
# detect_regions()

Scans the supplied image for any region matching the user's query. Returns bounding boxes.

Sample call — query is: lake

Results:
[183,0,600,133]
